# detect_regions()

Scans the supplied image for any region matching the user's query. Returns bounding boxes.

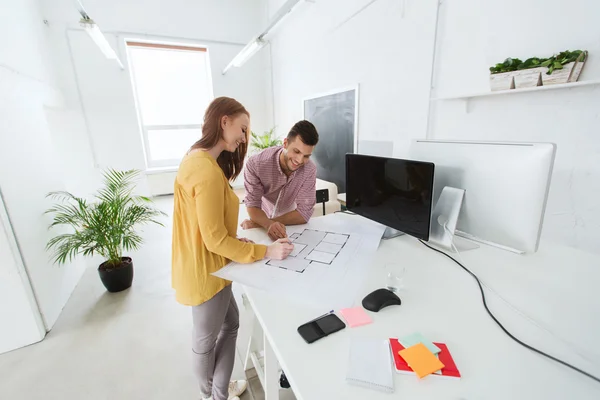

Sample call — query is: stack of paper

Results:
[399,343,445,378]
[388,332,461,379]
[346,338,394,393]
[399,332,441,355]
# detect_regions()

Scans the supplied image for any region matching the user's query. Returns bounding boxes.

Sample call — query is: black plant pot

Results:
[98,257,134,293]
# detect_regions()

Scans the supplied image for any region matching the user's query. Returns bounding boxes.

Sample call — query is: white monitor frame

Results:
[410,140,556,253]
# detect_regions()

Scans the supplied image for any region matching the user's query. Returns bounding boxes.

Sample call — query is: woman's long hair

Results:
[190,97,249,182]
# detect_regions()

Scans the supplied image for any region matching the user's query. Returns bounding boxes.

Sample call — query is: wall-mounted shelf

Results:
[432,79,600,101]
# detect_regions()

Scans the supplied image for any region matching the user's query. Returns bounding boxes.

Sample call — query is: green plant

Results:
[490,50,586,75]
[45,169,167,269]
[250,127,282,151]
[518,57,545,70]
[489,57,524,74]
[541,50,586,75]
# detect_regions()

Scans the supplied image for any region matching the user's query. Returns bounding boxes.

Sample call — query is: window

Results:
[126,41,213,169]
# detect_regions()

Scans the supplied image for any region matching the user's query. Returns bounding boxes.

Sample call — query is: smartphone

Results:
[297,313,346,344]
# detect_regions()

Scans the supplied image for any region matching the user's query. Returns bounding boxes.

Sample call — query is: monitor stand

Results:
[383,227,405,240]
[429,186,479,253]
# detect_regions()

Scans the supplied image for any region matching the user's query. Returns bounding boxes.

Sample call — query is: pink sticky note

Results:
[339,307,373,328]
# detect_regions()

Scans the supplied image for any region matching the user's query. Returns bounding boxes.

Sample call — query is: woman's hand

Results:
[265,238,294,260]
[238,237,255,244]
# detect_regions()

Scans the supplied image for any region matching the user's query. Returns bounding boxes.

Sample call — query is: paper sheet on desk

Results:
[213,216,386,309]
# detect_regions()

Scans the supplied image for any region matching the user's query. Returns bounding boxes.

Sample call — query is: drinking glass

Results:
[385,264,405,293]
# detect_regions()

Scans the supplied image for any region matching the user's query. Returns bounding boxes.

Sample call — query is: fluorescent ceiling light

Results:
[222,0,309,75]
[80,20,116,59]
[232,38,267,67]
[222,38,267,74]
[79,17,124,69]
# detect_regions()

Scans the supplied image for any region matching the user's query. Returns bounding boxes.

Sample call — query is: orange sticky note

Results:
[398,343,445,379]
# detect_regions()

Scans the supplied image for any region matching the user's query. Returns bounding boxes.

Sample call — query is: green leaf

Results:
[250,127,282,151]
[44,168,166,266]
[490,50,587,76]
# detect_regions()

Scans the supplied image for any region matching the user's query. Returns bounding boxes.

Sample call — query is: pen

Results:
[307,310,334,324]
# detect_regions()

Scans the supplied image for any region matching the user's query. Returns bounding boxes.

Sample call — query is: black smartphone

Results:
[297,313,346,344]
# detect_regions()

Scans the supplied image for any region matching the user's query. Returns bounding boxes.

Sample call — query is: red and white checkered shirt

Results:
[244,146,317,222]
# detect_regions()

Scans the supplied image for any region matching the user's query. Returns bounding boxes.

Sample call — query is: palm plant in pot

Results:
[45,169,167,293]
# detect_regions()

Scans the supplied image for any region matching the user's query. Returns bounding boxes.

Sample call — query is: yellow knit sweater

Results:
[171,151,267,306]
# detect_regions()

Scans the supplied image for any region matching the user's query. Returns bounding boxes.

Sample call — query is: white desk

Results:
[238,214,600,400]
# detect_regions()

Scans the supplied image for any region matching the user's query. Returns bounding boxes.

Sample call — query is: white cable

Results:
[443,223,598,365]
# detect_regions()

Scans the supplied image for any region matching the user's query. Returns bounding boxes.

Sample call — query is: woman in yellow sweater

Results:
[172,97,293,400]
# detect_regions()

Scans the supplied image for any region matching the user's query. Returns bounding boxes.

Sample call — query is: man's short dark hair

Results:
[287,120,319,146]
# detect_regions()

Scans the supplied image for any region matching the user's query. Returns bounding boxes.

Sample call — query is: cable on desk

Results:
[448,244,595,364]
[440,225,594,362]
[419,239,600,385]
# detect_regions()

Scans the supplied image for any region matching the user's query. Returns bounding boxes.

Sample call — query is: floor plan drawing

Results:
[212,215,386,309]
[266,229,350,273]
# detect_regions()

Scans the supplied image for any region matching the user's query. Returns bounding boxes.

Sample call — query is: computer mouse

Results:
[362,288,401,312]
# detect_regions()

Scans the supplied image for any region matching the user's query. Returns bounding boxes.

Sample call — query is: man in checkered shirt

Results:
[241,121,319,241]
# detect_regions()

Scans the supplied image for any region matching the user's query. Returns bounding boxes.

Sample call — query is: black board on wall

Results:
[303,87,357,194]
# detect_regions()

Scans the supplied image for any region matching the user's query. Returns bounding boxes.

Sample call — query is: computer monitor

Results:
[345,154,435,240]
[409,140,556,253]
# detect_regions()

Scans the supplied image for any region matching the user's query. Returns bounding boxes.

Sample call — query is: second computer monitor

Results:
[345,154,435,241]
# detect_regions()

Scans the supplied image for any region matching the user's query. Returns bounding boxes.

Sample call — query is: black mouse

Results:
[362,289,401,312]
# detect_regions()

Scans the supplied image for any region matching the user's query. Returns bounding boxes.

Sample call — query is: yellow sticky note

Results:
[399,343,445,379]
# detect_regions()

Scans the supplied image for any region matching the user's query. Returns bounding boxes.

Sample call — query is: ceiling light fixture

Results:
[76,0,124,69]
[222,37,267,74]
[222,0,311,75]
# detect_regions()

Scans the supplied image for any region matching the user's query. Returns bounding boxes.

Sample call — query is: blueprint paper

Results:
[289,243,307,257]
[265,228,348,271]
[213,215,386,309]
[315,241,343,254]
[305,249,336,264]
[323,233,349,245]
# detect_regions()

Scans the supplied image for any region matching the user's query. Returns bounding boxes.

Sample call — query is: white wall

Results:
[266,0,438,158]
[430,0,600,254]
[267,0,600,255]
[0,0,270,344]
[0,0,88,334]
[0,195,46,355]
[41,0,270,194]
[62,0,265,45]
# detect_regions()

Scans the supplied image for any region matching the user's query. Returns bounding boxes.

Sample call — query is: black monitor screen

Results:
[346,154,435,241]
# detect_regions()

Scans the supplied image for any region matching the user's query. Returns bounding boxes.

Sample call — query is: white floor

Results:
[0,196,296,400]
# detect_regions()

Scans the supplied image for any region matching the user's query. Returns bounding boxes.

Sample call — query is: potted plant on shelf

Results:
[250,127,281,154]
[45,169,167,293]
[489,57,522,90]
[539,50,587,85]
[489,50,587,91]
